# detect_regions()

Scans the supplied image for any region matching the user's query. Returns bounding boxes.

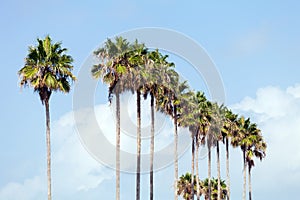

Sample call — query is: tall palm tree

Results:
[127,43,148,200]
[92,36,131,200]
[146,51,159,200]
[154,58,186,200]
[140,49,172,200]
[193,92,210,200]
[177,90,198,199]
[246,133,266,200]
[18,35,76,200]
[221,108,238,200]
[205,101,216,200]
[209,103,226,200]
[236,117,260,200]
[177,90,211,200]
[236,117,249,200]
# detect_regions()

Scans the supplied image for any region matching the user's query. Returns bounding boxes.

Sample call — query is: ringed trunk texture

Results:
[217,141,221,200]
[116,92,120,200]
[243,149,246,200]
[45,98,52,200]
[196,141,200,200]
[226,138,230,200]
[191,134,195,198]
[248,166,252,200]
[150,93,154,200]
[208,138,212,200]
[174,105,178,200]
[136,90,141,200]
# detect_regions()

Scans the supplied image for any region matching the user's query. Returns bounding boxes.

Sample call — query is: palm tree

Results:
[201,178,227,200]
[18,35,76,200]
[209,103,226,200]
[154,58,186,200]
[193,92,210,200]
[246,132,266,200]
[177,173,198,200]
[92,36,131,200]
[126,43,148,200]
[140,49,171,200]
[221,108,238,200]
[178,91,211,200]
[236,116,249,200]
[206,101,216,200]
[236,117,261,200]
[176,91,199,199]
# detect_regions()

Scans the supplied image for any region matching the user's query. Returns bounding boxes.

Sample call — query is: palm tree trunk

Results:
[174,105,178,200]
[196,140,200,200]
[208,138,211,200]
[217,141,221,200]
[248,166,252,200]
[243,149,246,200]
[136,90,141,200]
[116,92,120,200]
[191,134,195,199]
[45,98,52,200]
[226,138,230,200]
[150,93,154,200]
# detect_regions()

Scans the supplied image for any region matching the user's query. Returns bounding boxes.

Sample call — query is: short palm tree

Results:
[177,174,227,200]
[201,178,227,200]
[177,173,198,200]
[18,35,76,200]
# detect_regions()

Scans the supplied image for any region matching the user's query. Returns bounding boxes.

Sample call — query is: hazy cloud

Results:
[231,84,300,197]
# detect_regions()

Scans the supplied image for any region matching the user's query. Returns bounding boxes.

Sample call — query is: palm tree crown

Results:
[19,35,76,102]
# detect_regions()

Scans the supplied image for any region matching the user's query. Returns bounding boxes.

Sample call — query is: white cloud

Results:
[231,84,300,193]
[232,86,299,121]
[51,111,113,196]
[0,108,114,199]
[5,84,300,199]
[0,94,183,199]
[0,176,45,200]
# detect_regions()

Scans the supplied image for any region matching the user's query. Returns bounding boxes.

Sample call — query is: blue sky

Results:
[1,0,300,199]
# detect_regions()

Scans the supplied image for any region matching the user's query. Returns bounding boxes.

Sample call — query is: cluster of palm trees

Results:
[176,106,267,200]
[177,173,227,200]
[18,35,267,200]
[91,37,267,200]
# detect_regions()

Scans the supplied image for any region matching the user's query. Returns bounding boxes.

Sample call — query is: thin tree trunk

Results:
[217,141,221,200]
[150,93,154,200]
[248,166,252,200]
[45,98,52,200]
[196,139,200,200]
[243,149,246,200]
[226,138,230,200]
[116,92,120,200]
[191,134,195,199]
[174,105,178,200]
[136,90,141,200]
[208,137,211,200]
